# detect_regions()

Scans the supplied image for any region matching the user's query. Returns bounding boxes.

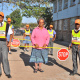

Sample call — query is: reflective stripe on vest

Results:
[0,22,6,39]
[72,29,80,44]
[25,29,30,35]
[48,30,54,38]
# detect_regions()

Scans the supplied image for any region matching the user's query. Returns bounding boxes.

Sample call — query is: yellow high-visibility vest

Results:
[72,29,80,44]
[0,22,6,39]
[48,30,54,38]
[25,29,30,35]
[10,24,12,28]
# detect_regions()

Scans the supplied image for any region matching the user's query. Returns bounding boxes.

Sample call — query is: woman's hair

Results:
[37,18,45,24]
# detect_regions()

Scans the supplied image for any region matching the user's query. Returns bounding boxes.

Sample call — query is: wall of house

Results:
[53,0,80,42]
[53,0,80,21]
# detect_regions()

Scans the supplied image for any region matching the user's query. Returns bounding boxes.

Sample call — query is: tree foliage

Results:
[6,9,22,28]
[1,0,53,28]
[41,7,53,28]
[21,23,38,29]
[18,0,53,28]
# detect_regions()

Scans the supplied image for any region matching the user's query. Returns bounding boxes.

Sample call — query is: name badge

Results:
[72,37,80,42]
[0,31,5,34]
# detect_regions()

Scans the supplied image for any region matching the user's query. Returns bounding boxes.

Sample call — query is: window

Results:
[58,0,62,11]
[54,0,57,13]
[70,0,76,6]
[64,0,68,9]
[63,19,68,30]
[70,18,76,30]
[54,21,57,30]
[58,20,62,30]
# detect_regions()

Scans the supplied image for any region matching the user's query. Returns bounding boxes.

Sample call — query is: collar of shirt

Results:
[49,29,52,32]
[74,29,79,33]
[26,29,29,31]
[37,26,45,30]
[9,24,11,26]
[0,21,4,27]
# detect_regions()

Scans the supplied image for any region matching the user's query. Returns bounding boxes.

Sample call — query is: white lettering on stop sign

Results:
[58,52,69,57]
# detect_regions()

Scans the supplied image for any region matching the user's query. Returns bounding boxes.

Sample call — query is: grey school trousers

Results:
[72,44,80,73]
[0,41,10,75]
[48,39,53,55]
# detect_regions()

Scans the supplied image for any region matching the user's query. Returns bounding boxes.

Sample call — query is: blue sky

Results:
[0,2,37,23]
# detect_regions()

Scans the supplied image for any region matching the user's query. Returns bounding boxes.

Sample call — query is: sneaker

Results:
[24,48,26,52]
[6,74,12,78]
[26,49,29,52]
[9,51,11,54]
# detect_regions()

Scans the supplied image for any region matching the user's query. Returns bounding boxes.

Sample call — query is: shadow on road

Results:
[54,41,69,47]
[19,51,80,76]
[47,57,72,73]
[11,49,17,52]
[20,52,73,74]
[19,47,24,51]
[20,52,35,70]
[47,57,80,76]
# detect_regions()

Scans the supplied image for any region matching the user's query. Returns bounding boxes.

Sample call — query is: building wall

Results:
[53,0,80,21]
[53,0,80,42]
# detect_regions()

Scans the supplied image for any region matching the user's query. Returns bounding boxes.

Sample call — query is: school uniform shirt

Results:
[7,24,14,41]
[8,25,14,35]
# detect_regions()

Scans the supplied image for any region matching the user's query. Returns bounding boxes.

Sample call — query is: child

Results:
[23,24,31,52]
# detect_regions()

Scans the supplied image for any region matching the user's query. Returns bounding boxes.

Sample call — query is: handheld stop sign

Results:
[57,48,69,61]
[11,39,20,48]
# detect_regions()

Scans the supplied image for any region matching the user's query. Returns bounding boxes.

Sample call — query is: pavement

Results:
[0,36,80,80]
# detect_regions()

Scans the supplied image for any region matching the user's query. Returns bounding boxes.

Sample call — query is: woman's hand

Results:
[43,44,47,48]
[35,44,39,48]
[68,46,71,50]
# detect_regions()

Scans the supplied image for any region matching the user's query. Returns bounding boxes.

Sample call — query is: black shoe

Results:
[26,49,29,52]
[51,54,53,56]
[38,69,44,72]
[34,69,37,73]
[69,72,77,76]
[6,74,12,78]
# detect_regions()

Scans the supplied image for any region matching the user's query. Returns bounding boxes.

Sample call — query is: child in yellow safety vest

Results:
[7,18,14,54]
[0,12,12,78]
[48,25,56,56]
[23,24,31,52]
[68,19,80,76]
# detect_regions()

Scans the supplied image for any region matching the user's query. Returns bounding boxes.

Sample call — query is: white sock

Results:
[9,51,11,53]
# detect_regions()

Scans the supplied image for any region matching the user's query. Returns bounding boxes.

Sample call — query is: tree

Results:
[6,9,22,28]
[41,7,53,28]
[1,0,53,28]
[18,0,53,27]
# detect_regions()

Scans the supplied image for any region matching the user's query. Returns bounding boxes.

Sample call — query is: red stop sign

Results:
[11,39,20,48]
[57,49,69,61]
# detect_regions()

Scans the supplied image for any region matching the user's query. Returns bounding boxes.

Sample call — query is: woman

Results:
[30,18,50,73]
